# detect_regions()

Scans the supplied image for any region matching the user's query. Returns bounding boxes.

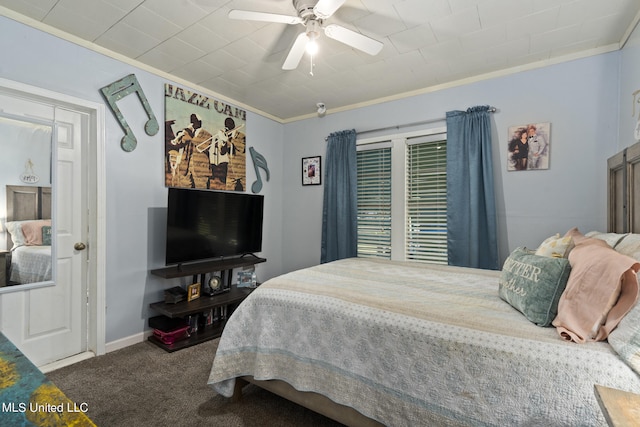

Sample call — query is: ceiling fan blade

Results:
[228,10,302,25]
[283,32,309,70]
[313,0,347,19]
[324,24,383,56]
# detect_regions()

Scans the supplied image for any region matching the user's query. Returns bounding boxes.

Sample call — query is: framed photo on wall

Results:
[302,156,321,186]
[507,122,550,171]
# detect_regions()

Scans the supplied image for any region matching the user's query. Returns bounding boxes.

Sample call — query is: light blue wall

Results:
[282,53,621,272]
[0,16,284,343]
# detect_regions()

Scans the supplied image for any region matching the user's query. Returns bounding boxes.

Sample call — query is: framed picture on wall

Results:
[164,83,247,191]
[302,156,321,186]
[507,122,550,171]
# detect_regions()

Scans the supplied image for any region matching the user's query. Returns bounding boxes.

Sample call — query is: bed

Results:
[209,248,640,426]
[3,185,52,285]
[209,147,640,426]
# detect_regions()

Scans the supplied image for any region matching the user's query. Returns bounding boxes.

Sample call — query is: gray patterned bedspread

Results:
[208,258,640,426]
[10,245,51,284]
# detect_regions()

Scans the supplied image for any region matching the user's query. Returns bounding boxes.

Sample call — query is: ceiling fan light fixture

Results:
[230,0,383,72]
[306,19,321,55]
[306,37,319,55]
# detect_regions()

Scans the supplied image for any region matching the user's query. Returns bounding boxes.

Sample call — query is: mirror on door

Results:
[0,115,55,292]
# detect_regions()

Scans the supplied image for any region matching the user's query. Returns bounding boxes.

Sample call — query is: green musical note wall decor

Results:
[100,74,159,152]
[249,147,270,193]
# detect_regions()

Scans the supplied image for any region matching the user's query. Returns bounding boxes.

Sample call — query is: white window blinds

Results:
[406,136,448,263]
[356,146,392,258]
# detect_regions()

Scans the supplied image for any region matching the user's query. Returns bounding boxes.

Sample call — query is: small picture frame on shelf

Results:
[302,156,321,186]
[187,282,201,301]
[237,272,253,288]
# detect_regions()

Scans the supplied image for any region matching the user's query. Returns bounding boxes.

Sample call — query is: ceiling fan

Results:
[228,0,384,72]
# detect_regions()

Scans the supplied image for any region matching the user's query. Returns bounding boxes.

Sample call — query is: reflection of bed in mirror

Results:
[3,185,52,285]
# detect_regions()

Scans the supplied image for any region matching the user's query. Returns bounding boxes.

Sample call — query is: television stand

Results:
[149,256,266,352]
[151,256,265,279]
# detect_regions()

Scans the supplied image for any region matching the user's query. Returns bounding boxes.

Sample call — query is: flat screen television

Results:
[165,188,264,266]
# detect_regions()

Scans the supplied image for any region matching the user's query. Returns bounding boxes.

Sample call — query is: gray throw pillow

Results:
[498,247,571,326]
[42,226,52,246]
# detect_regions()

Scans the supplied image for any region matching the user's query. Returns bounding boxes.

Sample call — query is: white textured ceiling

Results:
[1,0,639,122]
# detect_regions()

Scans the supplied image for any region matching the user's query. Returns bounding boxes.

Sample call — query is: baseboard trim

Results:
[40,351,95,373]
[40,331,153,372]
[105,330,153,353]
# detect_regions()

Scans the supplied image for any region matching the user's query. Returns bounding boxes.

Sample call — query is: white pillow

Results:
[4,220,27,249]
[614,234,640,262]
[535,233,574,258]
[585,231,628,249]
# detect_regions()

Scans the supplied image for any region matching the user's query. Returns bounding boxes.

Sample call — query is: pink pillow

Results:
[563,227,588,244]
[21,219,51,246]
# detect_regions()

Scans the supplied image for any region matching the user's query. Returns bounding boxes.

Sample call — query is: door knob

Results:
[74,242,86,251]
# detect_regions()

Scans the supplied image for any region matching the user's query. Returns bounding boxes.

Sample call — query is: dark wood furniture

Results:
[149,256,265,352]
[5,185,52,248]
[0,250,10,287]
[608,142,640,233]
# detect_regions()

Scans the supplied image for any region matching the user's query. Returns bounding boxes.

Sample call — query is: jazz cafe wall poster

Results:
[507,122,550,171]
[164,84,247,191]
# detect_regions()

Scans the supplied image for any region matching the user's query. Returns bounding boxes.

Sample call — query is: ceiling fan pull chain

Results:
[310,54,315,76]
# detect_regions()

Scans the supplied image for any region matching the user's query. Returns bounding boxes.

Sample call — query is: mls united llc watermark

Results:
[2,401,89,413]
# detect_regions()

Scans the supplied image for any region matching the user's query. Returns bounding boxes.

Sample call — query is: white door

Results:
[0,94,88,367]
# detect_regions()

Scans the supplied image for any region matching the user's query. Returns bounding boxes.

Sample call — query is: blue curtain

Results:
[321,129,357,263]
[445,106,498,270]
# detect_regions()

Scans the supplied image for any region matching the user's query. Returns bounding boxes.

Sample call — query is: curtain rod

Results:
[325,107,497,141]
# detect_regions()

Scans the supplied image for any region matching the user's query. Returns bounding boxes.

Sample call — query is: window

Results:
[356,130,447,263]
[406,136,447,263]
[356,146,391,258]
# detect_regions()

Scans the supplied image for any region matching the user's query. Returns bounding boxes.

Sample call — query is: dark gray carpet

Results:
[47,338,343,427]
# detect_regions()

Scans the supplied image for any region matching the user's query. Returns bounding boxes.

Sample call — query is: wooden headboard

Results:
[608,142,640,233]
[5,185,51,248]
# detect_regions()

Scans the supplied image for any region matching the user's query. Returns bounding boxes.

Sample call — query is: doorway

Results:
[0,77,105,369]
